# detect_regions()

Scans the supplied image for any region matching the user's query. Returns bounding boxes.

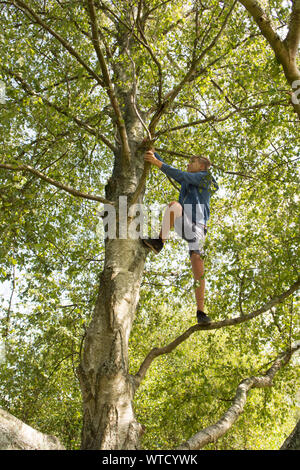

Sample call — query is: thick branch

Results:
[177,343,300,450]
[284,0,300,58]
[239,0,300,117]
[0,162,115,205]
[133,278,300,389]
[86,0,131,163]
[238,1,287,61]
[128,148,152,208]
[0,408,65,450]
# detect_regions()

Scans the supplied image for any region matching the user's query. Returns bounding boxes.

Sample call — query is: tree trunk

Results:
[280,420,300,450]
[77,235,147,449]
[77,64,150,447]
[75,10,158,446]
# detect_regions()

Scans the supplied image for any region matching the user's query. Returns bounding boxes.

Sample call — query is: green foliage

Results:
[0,0,299,450]
[130,296,299,450]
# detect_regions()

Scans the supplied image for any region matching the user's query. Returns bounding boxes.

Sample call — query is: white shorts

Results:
[174,210,206,257]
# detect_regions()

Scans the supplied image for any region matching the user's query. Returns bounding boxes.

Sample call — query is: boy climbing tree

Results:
[142,149,219,324]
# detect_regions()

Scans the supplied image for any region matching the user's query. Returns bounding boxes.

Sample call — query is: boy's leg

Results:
[190,252,205,312]
[189,225,211,323]
[159,201,183,242]
[142,201,182,254]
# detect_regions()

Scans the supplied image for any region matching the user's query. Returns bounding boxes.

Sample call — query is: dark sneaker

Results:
[142,237,164,254]
[197,310,212,324]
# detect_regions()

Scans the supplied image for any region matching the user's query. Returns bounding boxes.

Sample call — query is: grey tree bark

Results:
[76,127,149,449]
[76,8,150,448]
[0,408,65,450]
[280,419,300,450]
[77,237,147,449]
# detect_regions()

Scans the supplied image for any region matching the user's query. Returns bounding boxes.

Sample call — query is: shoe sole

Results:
[142,239,159,254]
[197,318,212,324]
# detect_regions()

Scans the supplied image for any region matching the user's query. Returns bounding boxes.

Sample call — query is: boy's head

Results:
[187,155,211,172]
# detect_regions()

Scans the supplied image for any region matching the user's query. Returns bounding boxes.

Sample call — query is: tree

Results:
[280,419,300,450]
[0,0,299,450]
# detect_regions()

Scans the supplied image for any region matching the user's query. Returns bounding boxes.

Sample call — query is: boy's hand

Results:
[144,150,162,168]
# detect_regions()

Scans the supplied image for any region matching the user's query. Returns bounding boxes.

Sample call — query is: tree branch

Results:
[148,1,237,133]
[86,0,131,163]
[133,278,300,389]
[238,0,287,61]
[280,419,300,450]
[177,343,300,450]
[128,154,152,208]
[0,162,115,205]
[38,73,90,93]
[11,0,104,87]
[284,0,300,58]
[4,263,16,338]
[4,67,116,153]
[155,99,288,137]
[238,0,300,117]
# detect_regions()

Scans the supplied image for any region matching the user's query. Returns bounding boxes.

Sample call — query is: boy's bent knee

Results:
[168,201,180,208]
[168,201,182,216]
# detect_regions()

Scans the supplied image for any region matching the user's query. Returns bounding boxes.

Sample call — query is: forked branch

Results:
[148,1,237,133]
[177,343,300,450]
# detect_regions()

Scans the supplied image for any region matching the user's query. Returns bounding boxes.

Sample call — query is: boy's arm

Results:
[145,150,181,184]
[144,150,218,188]
[158,159,208,186]
[153,151,166,164]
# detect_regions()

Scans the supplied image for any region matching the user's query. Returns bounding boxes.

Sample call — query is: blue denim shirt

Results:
[154,152,219,226]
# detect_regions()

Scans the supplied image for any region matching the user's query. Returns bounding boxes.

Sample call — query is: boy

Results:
[142,149,218,324]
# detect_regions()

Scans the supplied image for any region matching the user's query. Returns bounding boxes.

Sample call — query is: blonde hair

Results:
[197,156,211,170]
